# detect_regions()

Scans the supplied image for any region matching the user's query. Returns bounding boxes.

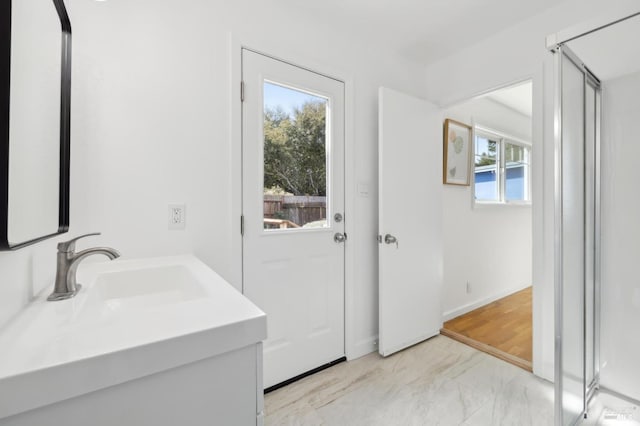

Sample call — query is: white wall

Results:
[600,70,640,401]
[424,0,640,381]
[0,0,428,359]
[442,97,532,320]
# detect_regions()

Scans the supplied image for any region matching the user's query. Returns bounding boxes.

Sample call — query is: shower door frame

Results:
[552,43,602,426]
[549,11,640,425]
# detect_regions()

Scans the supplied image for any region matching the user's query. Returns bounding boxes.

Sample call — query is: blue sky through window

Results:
[264,82,326,117]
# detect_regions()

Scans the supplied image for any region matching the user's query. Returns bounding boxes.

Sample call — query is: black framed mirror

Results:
[0,0,71,250]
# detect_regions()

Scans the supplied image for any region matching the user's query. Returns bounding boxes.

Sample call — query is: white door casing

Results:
[378,87,443,357]
[242,49,345,388]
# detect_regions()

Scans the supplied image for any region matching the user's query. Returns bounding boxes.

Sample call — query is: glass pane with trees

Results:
[505,142,530,201]
[263,82,329,230]
[474,129,531,204]
[474,135,499,201]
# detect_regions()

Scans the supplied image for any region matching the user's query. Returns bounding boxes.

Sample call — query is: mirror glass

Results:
[2,0,69,248]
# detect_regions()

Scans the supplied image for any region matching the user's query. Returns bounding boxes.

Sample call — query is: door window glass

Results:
[263,81,329,230]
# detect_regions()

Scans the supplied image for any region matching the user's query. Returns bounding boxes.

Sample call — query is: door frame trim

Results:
[439,69,547,380]
[229,33,361,360]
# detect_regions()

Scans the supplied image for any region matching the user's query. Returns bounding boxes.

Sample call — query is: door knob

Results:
[334,232,347,243]
[384,234,398,248]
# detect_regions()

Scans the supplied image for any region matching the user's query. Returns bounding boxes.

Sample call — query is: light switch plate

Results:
[357,183,370,198]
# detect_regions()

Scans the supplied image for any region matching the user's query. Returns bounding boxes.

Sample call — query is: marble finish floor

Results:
[265,335,555,425]
[265,335,640,425]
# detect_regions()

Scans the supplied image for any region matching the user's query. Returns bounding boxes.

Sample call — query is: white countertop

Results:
[0,255,266,419]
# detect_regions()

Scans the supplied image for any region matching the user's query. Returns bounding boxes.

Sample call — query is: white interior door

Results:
[378,87,443,357]
[242,49,345,389]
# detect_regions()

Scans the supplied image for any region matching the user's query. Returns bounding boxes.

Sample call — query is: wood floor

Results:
[440,287,532,372]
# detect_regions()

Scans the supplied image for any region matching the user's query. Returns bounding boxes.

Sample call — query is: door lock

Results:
[334,232,347,243]
[334,213,343,223]
[384,234,398,248]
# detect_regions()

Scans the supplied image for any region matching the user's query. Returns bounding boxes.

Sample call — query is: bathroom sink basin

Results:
[86,264,207,311]
[0,255,266,420]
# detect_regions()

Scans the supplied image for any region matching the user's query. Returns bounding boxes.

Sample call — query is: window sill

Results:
[473,200,532,209]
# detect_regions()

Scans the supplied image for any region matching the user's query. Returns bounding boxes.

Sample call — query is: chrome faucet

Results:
[48,233,120,301]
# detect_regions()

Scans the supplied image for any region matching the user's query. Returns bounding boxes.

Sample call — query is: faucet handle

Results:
[57,232,101,253]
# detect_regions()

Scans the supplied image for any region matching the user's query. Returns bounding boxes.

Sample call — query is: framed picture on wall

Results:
[443,118,472,186]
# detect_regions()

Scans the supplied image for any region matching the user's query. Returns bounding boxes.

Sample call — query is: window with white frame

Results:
[474,127,531,204]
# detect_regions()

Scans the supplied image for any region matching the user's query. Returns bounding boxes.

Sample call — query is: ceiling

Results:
[484,81,533,117]
[567,14,640,81]
[275,0,567,65]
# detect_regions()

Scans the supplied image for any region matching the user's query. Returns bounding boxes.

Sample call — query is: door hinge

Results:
[240,215,245,236]
[240,81,245,102]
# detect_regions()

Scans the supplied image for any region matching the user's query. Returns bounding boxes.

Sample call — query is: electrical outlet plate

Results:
[168,204,186,230]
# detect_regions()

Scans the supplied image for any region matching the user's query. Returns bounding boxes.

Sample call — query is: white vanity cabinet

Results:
[0,343,264,426]
[0,256,267,426]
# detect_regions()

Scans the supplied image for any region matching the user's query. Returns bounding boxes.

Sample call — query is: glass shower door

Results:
[555,45,600,426]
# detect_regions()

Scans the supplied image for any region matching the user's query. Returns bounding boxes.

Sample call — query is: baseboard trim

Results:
[264,357,347,394]
[442,284,531,322]
[440,328,533,372]
[347,336,378,361]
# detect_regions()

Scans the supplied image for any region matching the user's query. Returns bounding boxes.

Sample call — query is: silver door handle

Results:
[384,234,398,248]
[334,233,347,243]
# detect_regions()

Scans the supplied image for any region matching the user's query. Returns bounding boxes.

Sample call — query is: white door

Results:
[242,49,345,389]
[378,87,443,356]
